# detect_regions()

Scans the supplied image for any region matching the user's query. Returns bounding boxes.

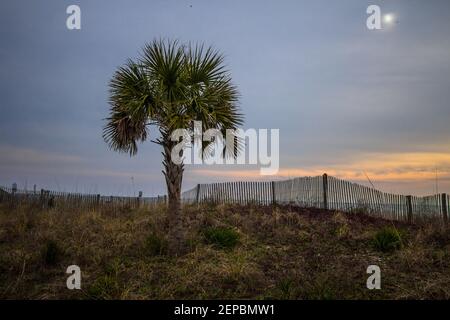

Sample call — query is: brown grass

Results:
[0,202,449,299]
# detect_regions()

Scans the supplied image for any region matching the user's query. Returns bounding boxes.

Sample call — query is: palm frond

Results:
[102,103,148,155]
[103,60,153,155]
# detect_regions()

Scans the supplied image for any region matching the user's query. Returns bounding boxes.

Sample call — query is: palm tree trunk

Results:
[162,142,184,255]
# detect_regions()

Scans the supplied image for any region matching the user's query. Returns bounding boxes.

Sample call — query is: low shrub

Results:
[202,226,239,249]
[144,233,167,256]
[372,226,403,252]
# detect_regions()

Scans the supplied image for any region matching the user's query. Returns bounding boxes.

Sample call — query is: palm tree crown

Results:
[103,39,243,156]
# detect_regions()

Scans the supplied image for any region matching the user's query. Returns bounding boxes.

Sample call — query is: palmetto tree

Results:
[103,39,243,251]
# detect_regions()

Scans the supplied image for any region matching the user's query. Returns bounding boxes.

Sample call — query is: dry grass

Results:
[0,202,449,299]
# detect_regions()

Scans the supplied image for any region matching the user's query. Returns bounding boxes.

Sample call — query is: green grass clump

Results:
[144,233,167,256]
[202,226,240,249]
[335,224,350,238]
[372,226,403,252]
[87,275,120,299]
[274,278,300,299]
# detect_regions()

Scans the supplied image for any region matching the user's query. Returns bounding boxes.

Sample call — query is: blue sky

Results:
[1,0,450,196]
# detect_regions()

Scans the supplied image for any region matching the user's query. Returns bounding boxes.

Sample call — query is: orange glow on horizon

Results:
[190,151,450,183]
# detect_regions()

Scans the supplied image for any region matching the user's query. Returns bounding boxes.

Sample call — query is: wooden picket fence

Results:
[2,174,448,225]
[0,185,166,210]
[182,174,449,225]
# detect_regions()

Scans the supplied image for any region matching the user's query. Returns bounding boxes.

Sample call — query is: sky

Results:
[0,0,450,196]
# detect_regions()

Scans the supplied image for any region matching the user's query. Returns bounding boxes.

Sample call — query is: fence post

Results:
[195,184,200,204]
[96,194,100,207]
[40,189,46,208]
[138,191,142,208]
[322,173,328,210]
[10,183,17,206]
[12,183,17,196]
[442,193,448,225]
[406,195,413,223]
[271,181,276,205]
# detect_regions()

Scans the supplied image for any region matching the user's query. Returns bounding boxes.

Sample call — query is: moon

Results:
[383,13,396,25]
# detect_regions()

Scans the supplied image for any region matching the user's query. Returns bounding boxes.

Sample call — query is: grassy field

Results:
[0,202,449,299]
